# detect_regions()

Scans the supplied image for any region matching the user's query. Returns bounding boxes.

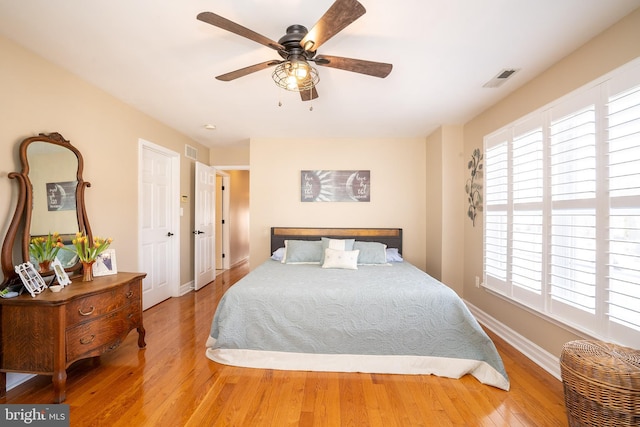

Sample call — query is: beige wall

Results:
[462,8,640,357]
[0,35,210,287]
[249,138,427,269]
[210,146,250,166]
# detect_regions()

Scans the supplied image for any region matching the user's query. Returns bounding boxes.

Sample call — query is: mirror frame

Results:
[1,132,92,288]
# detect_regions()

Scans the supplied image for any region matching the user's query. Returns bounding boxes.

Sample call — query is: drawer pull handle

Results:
[128,313,134,319]
[126,291,134,299]
[80,335,95,345]
[78,306,95,316]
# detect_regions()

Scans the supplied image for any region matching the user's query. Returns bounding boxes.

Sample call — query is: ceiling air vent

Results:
[185,144,198,160]
[483,68,520,88]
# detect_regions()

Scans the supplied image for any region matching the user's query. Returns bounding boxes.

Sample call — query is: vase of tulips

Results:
[65,231,113,281]
[29,232,64,272]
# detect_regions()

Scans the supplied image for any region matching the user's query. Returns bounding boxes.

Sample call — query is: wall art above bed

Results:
[301,170,370,202]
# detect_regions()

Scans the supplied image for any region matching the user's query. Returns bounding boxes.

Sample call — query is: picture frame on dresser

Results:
[93,249,117,277]
[51,257,71,287]
[14,262,47,297]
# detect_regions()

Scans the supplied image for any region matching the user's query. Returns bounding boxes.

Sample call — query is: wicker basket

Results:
[560,340,640,427]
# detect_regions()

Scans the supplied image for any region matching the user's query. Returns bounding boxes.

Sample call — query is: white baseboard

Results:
[179,280,194,296]
[465,300,562,381]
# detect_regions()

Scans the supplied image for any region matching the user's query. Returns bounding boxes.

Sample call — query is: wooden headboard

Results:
[270,227,403,255]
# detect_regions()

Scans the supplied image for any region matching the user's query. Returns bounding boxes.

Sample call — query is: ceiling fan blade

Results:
[314,55,392,78]
[216,60,282,81]
[197,12,285,51]
[300,0,366,52]
[299,86,319,102]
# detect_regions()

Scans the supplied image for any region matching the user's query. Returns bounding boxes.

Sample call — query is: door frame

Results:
[138,139,181,302]
[216,169,231,270]
[213,165,249,270]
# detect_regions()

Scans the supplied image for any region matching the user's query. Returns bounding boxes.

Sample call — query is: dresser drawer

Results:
[66,283,139,325]
[66,309,129,362]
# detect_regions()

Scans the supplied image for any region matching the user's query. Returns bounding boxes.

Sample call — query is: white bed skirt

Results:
[205,336,510,391]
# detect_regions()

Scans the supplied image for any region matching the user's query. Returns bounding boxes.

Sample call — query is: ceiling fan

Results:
[197,0,393,102]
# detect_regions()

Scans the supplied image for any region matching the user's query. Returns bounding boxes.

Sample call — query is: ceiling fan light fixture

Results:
[272,59,320,92]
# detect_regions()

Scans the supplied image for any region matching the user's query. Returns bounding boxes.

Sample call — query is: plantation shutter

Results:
[482,58,640,348]
[510,120,544,307]
[547,89,599,332]
[606,70,640,343]
[484,131,509,294]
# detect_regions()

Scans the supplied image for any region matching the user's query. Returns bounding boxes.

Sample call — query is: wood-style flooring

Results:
[2,262,568,426]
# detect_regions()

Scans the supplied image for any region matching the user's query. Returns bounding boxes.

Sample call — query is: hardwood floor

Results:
[2,262,568,426]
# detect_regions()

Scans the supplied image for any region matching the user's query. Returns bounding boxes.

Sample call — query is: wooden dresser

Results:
[0,272,146,403]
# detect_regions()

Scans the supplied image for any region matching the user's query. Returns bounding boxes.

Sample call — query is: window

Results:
[483,59,640,348]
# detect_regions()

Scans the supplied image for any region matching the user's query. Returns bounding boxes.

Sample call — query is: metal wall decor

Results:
[465,149,483,226]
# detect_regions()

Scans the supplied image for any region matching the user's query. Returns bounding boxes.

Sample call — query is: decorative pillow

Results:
[386,248,404,262]
[320,237,355,264]
[282,240,323,264]
[321,248,359,270]
[353,241,388,264]
[271,247,285,261]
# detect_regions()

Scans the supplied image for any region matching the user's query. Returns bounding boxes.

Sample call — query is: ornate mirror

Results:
[1,132,92,288]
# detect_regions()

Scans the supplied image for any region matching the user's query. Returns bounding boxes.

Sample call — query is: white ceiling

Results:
[0,0,638,148]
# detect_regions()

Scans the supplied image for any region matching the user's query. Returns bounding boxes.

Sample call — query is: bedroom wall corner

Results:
[425,129,443,281]
[424,125,465,295]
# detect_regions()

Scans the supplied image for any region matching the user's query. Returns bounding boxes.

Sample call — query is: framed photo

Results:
[51,257,71,287]
[93,249,117,277]
[15,262,47,297]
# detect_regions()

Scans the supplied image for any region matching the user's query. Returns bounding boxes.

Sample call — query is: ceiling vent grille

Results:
[185,145,198,160]
[483,68,520,88]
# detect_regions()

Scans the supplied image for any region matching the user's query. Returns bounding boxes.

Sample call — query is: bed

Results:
[205,227,510,390]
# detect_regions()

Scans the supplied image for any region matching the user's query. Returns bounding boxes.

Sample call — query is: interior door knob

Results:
[167,232,174,237]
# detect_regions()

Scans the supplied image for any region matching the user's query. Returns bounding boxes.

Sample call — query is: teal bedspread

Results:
[208,260,509,390]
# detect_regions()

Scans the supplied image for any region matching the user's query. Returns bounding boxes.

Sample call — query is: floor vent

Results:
[483,68,520,88]
[185,144,198,160]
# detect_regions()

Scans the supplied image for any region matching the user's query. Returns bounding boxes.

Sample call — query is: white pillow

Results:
[321,248,360,270]
[320,237,355,264]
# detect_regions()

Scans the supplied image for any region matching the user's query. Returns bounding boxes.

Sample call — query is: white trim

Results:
[215,169,231,270]
[180,280,194,296]
[465,300,562,381]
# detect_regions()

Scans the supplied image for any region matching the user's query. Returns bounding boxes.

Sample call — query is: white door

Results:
[139,140,180,309]
[194,162,216,290]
